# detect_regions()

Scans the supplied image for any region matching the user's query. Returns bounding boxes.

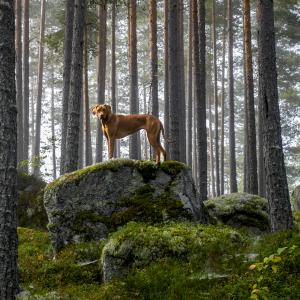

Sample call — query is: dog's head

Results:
[91,104,112,121]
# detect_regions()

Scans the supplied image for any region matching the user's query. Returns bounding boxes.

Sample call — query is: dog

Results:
[91,104,167,164]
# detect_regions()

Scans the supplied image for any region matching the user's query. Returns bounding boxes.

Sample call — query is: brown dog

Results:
[91,104,167,164]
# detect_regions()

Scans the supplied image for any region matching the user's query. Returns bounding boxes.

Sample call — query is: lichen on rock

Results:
[204,193,270,233]
[44,159,208,252]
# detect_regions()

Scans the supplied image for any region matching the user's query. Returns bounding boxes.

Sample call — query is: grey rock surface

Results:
[44,159,208,252]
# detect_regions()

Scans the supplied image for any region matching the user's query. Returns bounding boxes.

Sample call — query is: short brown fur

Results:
[91,104,167,164]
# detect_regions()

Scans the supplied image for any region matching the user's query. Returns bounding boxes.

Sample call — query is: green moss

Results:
[45,159,188,191]
[111,185,192,227]
[204,193,270,231]
[160,160,187,176]
[102,222,245,273]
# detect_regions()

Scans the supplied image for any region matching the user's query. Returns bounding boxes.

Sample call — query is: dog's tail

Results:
[160,122,173,143]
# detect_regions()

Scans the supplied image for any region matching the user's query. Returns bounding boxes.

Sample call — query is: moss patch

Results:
[45,159,188,191]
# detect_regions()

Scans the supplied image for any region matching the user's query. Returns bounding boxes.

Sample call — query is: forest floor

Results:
[18,212,300,300]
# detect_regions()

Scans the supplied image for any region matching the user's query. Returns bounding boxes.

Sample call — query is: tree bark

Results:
[168,0,181,161]
[64,0,85,173]
[243,0,258,195]
[60,0,75,175]
[178,0,186,163]
[22,0,30,173]
[149,0,158,118]
[33,0,46,177]
[0,1,19,297]
[227,0,238,193]
[256,0,293,231]
[95,2,107,162]
[187,0,193,166]
[220,3,227,195]
[51,65,57,180]
[83,28,93,166]
[164,0,170,158]
[193,0,207,201]
[212,0,220,196]
[16,0,23,166]
[128,0,140,159]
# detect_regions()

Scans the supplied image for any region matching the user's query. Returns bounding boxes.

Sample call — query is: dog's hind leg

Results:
[147,131,161,165]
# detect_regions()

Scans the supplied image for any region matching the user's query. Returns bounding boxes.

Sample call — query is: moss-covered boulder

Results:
[17,172,48,230]
[101,222,244,282]
[204,193,270,233]
[44,159,208,252]
[291,186,300,211]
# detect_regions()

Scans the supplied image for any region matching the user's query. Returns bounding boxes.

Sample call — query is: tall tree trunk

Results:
[30,77,35,161]
[22,0,30,173]
[220,3,227,195]
[258,106,266,197]
[0,1,19,297]
[33,0,46,177]
[164,0,170,158]
[243,0,258,195]
[227,0,238,192]
[64,0,85,173]
[128,0,140,159]
[16,0,23,166]
[168,0,181,161]
[95,2,107,162]
[78,91,84,169]
[187,0,193,166]
[143,85,149,160]
[178,0,186,163]
[51,65,57,180]
[212,0,220,196]
[193,0,207,201]
[83,29,93,166]
[257,0,293,231]
[150,0,158,118]
[60,0,74,175]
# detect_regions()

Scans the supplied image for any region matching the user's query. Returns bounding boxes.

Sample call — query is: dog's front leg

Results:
[108,138,115,159]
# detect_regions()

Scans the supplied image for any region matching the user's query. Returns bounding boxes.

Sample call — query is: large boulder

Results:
[44,159,208,252]
[17,172,48,229]
[204,193,270,233]
[291,186,300,211]
[101,222,243,282]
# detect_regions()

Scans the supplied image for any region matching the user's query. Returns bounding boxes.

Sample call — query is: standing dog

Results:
[91,104,167,164]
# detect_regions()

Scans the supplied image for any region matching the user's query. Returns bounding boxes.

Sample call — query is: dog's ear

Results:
[90,104,97,112]
[104,104,112,112]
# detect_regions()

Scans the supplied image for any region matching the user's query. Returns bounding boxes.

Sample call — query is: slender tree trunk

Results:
[0,1,19,297]
[78,90,83,169]
[95,2,107,162]
[64,0,85,173]
[60,0,74,175]
[51,65,57,180]
[128,0,140,159]
[150,0,158,118]
[30,77,35,161]
[258,106,266,197]
[33,0,46,177]
[83,29,93,166]
[178,0,186,163]
[16,0,23,166]
[243,0,258,195]
[220,3,227,195]
[22,0,30,173]
[257,0,293,231]
[168,0,181,161]
[187,0,193,166]
[111,0,116,115]
[212,0,220,196]
[227,0,238,192]
[143,85,149,160]
[193,0,207,201]
[164,0,170,158]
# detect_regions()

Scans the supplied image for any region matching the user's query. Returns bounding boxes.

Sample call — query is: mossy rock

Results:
[101,221,245,282]
[291,186,300,211]
[204,193,270,233]
[44,159,208,252]
[17,173,48,230]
